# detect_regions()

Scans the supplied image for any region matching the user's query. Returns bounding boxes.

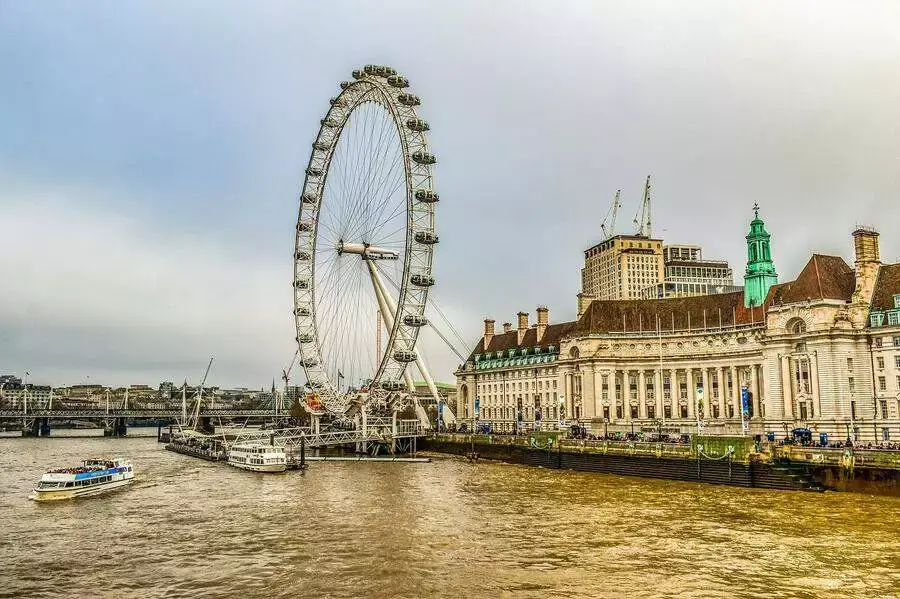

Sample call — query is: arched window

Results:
[569,346,580,359]
[787,318,806,335]
[750,244,758,262]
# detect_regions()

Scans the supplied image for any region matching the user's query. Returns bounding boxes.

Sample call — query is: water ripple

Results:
[0,438,898,598]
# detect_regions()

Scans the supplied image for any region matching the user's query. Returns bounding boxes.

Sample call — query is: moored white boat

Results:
[30,457,134,501]
[227,443,287,473]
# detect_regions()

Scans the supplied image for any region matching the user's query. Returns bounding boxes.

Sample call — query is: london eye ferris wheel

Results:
[292,64,448,419]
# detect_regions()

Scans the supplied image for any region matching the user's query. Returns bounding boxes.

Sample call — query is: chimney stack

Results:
[853,227,880,265]
[483,319,495,349]
[536,306,549,342]
[850,227,882,311]
[517,311,528,345]
[502,322,512,333]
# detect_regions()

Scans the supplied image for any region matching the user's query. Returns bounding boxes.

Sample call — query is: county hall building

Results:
[455,209,900,443]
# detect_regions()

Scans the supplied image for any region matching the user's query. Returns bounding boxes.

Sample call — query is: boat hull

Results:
[226,460,286,473]
[31,477,134,501]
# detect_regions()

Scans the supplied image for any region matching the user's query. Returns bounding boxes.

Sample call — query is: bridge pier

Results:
[104,417,127,437]
[22,419,39,437]
[198,416,215,435]
[20,418,52,437]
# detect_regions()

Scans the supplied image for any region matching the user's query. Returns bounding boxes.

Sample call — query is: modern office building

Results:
[642,244,739,299]
[581,234,664,301]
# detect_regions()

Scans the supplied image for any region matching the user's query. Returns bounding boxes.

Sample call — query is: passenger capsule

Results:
[403,314,428,327]
[393,350,417,363]
[410,273,435,287]
[363,64,378,75]
[414,231,439,245]
[406,119,429,132]
[301,192,317,204]
[293,279,310,290]
[295,250,311,261]
[397,93,421,106]
[414,189,439,203]
[387,75,409,89]
[380,379,404,391]
[295,306,311,317]
[330,97,346,107]
[302,358,319,367]
[352,69,366,80]
[339,81,351,90]
[411,151,436,165]
[306,167,322,177]
[297,221,314,232]
[312,141,330,151]
[320,118,339,128]
[383,66,397,77]
[297,334,313,343]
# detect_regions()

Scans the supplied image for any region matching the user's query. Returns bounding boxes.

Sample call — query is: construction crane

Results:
[280,348,300,415]
[600,189,621,240]
[632,175,652,237]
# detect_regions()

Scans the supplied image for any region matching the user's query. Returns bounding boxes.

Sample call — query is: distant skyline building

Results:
[642,244,739,299]
[581,234,665,301]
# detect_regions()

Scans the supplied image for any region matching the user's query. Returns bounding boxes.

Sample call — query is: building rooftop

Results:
[468,322,576,361]
[412,380,457,391]
[870,263,900,311]
[572,289,766,335]
[767,254,855,305]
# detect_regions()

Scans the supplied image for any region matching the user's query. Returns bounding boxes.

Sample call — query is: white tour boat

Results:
[227,443,287,473]
[31,457,134,501]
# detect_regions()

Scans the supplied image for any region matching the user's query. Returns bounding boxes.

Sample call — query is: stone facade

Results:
[457,219,900,443]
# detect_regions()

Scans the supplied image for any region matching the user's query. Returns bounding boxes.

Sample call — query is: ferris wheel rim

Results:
[292,65,437,414]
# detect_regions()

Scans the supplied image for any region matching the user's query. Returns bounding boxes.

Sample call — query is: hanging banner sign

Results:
[474,398,480,419]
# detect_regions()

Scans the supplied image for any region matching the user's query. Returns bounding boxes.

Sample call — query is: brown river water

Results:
[0,434,898,598]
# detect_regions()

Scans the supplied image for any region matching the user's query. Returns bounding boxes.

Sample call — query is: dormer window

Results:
[894,294,900,309]
[870,313,884,328]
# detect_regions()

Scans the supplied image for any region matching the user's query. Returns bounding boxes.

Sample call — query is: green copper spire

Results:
[744,203,778,307]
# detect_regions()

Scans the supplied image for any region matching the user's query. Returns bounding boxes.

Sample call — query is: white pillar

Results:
[781,355,794,420]
[638,370,647,419]
[717,366,726,420]
[731,365,740,419]
[670,368,679,419]
[810,352,821,419]
[701,367,711,420]
[623,370,632,421]
[655,369,664,420]
[751,364,761,420]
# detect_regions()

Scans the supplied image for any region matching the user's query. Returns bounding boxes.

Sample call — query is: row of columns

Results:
[780,352,822,420]
[585,364,763,423]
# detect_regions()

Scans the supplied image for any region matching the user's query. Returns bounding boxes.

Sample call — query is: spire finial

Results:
[753,202,760,219]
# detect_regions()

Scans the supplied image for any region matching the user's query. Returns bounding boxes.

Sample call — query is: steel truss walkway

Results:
[233,417,422,449]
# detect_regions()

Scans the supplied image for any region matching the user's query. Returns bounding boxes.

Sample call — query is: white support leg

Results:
[366,260,432,428]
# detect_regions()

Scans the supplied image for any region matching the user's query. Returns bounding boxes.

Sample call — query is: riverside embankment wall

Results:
[423,435,900,495]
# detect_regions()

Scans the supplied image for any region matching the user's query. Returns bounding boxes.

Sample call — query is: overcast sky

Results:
[2,1,899,388]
